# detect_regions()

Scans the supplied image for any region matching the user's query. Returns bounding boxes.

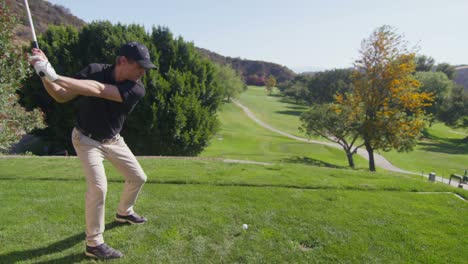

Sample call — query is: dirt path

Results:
[233,100,468,191]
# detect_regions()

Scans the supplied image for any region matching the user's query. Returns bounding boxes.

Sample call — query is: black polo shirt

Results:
[74,63,145,140]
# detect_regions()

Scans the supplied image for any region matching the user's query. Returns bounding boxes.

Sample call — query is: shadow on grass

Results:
[275,110,304,117]
[278,97,310,106]
[282,156,347,169]
[418,134,468,155]
[284,105,309,110]
[268,93,283,98]
[0,221,124,263]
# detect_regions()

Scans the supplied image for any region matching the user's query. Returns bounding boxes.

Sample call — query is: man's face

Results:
[123,58,146,81]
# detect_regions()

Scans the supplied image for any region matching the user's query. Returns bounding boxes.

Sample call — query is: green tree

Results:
[415,55,435,72]
[21,22,223,155]
[436,63,456,80]
[0,1,44,153]
[337,26,432,171]
[284,80,309,103]
[214,63,245,102]
[265,75,277,95]
[306,69,353,105]
[415,71,454,124]
[280,75,311,103]
[439,85,468,129]
[300,103,363,168]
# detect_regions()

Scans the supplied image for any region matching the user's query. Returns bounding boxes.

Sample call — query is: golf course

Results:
[0,86,466,263]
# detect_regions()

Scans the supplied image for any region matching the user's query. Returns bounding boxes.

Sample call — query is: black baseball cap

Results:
[118,41,157,69]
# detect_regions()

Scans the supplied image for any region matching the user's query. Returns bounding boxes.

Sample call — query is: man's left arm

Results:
[54,76,123,102]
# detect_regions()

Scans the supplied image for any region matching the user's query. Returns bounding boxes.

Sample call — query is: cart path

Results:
[232,100,468,191]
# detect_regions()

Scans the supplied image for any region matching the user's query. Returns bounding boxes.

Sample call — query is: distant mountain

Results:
[455,66,468,92]
[7,0,85,46]
[197,48,296,85]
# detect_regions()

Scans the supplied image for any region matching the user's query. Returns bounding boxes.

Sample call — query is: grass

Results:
[0,157,467,263]
[1,86,466,262]
[201,103,369,169]
[237,86,468,177]
[237,86,309,138]
[383,123,468,177]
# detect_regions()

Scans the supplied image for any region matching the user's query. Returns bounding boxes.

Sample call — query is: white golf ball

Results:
[242,224,248,230]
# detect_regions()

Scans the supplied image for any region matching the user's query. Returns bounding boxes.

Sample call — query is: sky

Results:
[46,0,468,73]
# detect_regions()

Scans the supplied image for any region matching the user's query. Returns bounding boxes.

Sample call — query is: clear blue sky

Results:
[46,0,467,72]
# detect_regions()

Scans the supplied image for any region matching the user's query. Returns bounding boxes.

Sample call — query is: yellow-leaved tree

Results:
[265,75,277,95]
[335,25,433,171]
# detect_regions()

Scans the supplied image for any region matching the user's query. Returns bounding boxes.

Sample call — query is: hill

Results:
[6,0,85,46]
[455,66,468,91]
[197,47,296,84]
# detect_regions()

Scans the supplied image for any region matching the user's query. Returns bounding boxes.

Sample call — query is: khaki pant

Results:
[72,128,147,247]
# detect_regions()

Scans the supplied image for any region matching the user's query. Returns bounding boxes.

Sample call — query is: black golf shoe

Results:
[115,213,148,225]
[85,243,123,259]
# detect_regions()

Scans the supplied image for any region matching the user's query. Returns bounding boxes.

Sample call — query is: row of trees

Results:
[1,2,244,155]
[281,53,465,131]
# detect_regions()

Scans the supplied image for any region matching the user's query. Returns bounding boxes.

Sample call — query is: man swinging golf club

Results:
[29,41,157,259]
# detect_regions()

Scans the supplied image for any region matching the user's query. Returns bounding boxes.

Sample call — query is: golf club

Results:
[23,0,38,49]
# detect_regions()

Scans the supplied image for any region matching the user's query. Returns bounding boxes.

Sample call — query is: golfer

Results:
[29,42,157,259]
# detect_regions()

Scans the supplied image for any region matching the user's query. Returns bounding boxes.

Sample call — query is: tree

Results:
[0,1,44,153]
[415,71,454,124]
[336,26,432,171]
[439,85,468,129]
[214,64,245,102]
[415,55,435,72]
[300,103,363,168]
[20,22,223,155]
[283,80,309,103]
[306,69,354,105]
[245,74,265,86]
[265,75,277,95]
[436,63,456,80]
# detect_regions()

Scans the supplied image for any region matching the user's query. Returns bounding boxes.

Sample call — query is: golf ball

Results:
[242,224,248,230]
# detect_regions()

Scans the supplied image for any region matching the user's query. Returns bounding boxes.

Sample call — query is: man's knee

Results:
[138,171,147,185]
[88,184,108,200]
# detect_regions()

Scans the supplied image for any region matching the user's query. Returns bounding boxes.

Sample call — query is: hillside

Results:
[6,0,85,45]
[197,47,296,84]
[455,66,468,91]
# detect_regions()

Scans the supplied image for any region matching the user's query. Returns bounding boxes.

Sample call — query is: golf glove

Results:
[29,55,58,82]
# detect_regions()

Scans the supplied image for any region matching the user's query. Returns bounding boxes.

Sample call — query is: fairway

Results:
[0,158,466,263]
[201,103,369,169]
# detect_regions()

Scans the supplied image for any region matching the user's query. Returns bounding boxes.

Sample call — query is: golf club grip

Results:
[33,41,39,49]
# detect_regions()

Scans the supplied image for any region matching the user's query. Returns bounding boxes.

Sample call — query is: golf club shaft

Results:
[23,0,38,49]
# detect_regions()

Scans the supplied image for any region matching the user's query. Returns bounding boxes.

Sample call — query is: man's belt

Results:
[75,126,119,144]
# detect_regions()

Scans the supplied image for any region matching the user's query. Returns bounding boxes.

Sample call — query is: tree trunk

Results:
[365,141,376,172]
[346,151,355,168]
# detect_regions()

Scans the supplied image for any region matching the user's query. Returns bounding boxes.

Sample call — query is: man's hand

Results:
[29,49,58,82]
[32,60,58,82]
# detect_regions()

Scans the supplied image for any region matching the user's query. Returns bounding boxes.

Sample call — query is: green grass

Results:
[1,86,466,263]
[237,86,468,177]
[0,157,467,263]
[238,86,309,138]
[383,123,468,177]
[201,103,368,169]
